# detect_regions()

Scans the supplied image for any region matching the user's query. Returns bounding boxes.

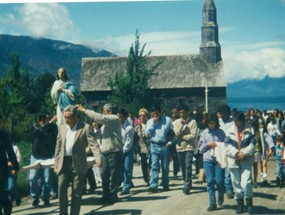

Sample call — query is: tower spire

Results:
[200,0,221,64]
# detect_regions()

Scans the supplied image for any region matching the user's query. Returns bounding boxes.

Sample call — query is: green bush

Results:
[17,141,32,196]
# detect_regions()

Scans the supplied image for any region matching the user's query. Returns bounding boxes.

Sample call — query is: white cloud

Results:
[141,31,201,56]
[224,48,285,83]
[89,31,285,84]
[18,3,79,40]
[0,12,19,34]
[224,41,285,51]
[85,30,201,56]
[0,13,17,25]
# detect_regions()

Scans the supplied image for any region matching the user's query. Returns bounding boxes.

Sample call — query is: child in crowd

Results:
[267,116,281,145]
[275,135,285,187]
[252,119,273,187]
[225,112,255,214]
[199,113,226,211]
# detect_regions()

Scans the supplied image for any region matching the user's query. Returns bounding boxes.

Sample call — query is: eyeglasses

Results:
[139,114,146,117]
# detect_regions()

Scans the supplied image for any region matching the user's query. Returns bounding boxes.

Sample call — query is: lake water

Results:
[227,96,285,112]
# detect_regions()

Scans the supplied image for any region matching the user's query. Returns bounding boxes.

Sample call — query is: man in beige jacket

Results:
[173,104,198,195]
[54,105,101,215]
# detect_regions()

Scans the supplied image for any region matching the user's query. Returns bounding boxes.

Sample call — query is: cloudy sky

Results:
[1,0,285,83]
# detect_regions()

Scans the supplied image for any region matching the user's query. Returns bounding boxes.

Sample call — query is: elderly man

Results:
[77,103,123,204]
[54,105,101,215]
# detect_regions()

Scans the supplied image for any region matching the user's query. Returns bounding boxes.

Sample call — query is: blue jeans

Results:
[224,167,233,193]
[150,144,170,189]
[276,159,285,180]
[177,151,194,191]
[204,161,225,205]
[7,168,20,201]
[230,164,253,199]
[29,155,51,201]
[122,146,134,192]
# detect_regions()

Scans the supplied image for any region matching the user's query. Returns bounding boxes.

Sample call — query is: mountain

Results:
[0,34,115,86]
[1,34,284,96]
[227,75,285,98]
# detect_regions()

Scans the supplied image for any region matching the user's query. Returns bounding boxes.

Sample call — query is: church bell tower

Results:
[200,0,221,64]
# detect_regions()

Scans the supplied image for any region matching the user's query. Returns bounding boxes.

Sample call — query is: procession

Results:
[1,0,285,215]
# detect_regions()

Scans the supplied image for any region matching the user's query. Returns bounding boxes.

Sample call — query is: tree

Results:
[108,30,162,114]
[0,54,56,142]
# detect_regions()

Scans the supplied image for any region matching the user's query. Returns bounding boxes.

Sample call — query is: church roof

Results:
[80,54,226,92]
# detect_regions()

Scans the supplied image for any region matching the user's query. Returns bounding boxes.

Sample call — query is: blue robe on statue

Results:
[58,82,77,111]
[51,80,77,125]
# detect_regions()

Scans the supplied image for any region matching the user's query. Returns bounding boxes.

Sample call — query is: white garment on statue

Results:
[51,80,64,125]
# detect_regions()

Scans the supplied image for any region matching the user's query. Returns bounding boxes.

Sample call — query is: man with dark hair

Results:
[0,114,19,215]
[169,107,180,180]
[29,113,57,207]
[173,104,198,195]
[145,105,175,193]
[77,103,123,204]
[217,104,235,199]
[45,113,58,200]
[225,111,255,214]
[117,108,135,195]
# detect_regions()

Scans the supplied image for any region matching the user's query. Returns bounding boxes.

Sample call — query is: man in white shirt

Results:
[54,105,101,215]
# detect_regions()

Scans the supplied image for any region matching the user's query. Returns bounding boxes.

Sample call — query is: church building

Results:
[80,0,226,112]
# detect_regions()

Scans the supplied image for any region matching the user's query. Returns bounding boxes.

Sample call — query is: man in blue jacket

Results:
[145,105,175,193]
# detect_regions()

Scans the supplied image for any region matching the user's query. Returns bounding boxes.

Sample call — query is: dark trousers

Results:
[140,153,150,183]
[194,152,204,175]
[177,151,194,191]
[101,151,123,199]
[50,169,58,195]
[169,144,180,176]
[0,168,12,215]
[83,167,97,192]
[58,157,85,215]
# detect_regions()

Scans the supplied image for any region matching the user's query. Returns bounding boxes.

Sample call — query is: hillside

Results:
[0,34,114,86]
[1,34,284,96]
[227,75,285,98]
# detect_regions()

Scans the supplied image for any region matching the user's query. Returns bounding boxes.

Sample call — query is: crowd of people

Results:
[1,68,285,215]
